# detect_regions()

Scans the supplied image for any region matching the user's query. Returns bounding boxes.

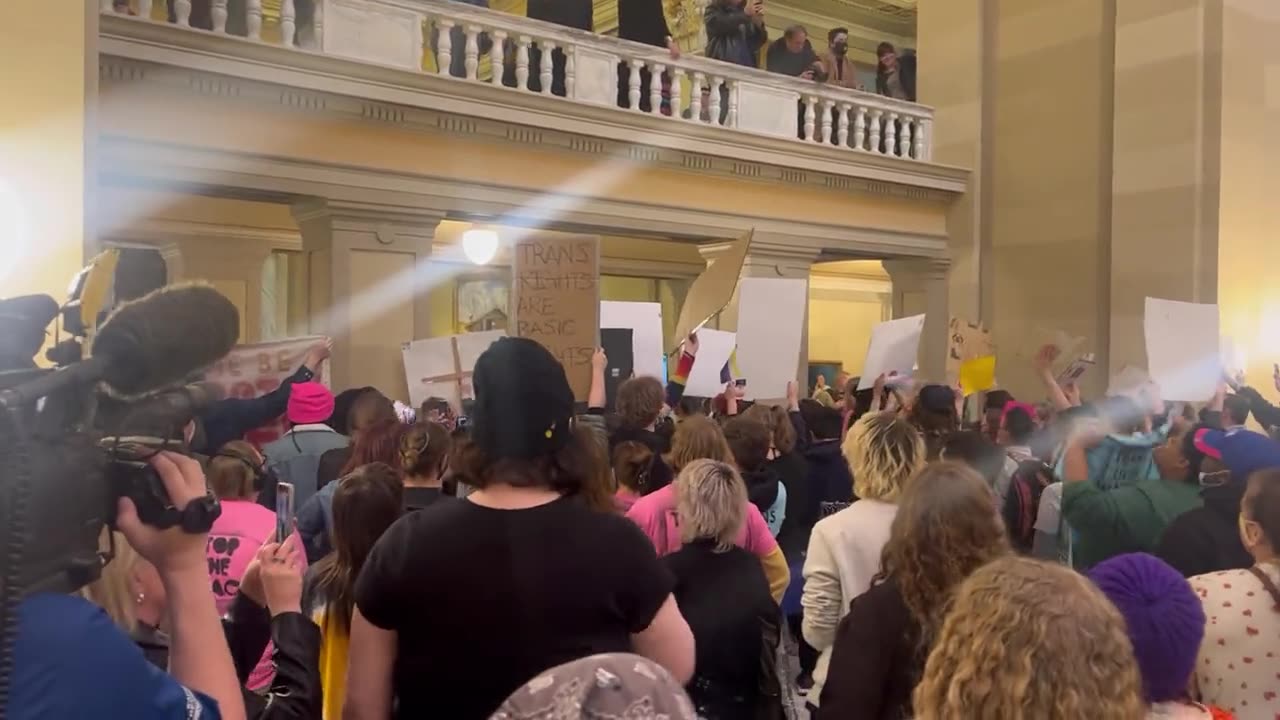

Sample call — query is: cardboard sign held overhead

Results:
[946,317,993,383]
[513,235,600,401]
[736,277,807,400]
[859,314,926,390]
[1144,297,1220,402]
[669,229,753,353]
[402,330,505,412]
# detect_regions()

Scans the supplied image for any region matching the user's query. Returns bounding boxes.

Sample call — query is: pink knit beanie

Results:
[287,382,335,425]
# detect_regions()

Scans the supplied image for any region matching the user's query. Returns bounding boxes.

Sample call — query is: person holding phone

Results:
[705,0,768,70]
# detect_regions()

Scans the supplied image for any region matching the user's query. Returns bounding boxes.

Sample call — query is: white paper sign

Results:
[684,329,737,397]
[402,330,505,411]
[1144,297,1221,401]
[600,301,665,383]
[859,315,926,390]
[1220,336,1247,376]
[736,278,807,400]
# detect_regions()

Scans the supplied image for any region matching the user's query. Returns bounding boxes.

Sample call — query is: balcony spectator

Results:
[821,28,859,90]
[617,0,682,113]
[705,0,767,69]
[527,0,593,96]
[766,25,824,80]
[875,42,917,102]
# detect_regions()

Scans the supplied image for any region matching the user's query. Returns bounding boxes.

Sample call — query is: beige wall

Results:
[808,293,888,375]
[1,3,95,332]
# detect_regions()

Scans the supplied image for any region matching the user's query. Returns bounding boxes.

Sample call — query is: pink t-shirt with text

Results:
[624,484,778,557]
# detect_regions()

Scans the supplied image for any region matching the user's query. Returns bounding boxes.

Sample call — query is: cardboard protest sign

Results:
[669,229,753,353]
[684,329,737,397]
[402,330,505,412]
[736,277,807,400]
[601,301,665,382]
[1057,353,1096,387]
[859,315,926,390]
[205,335,330,447]
[946,317,994,383]
[513,235,600,401]
[1144,297,1220,401]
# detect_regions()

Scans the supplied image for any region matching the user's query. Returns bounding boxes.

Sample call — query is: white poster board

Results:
[736,278,807,400]
[1144,297,1220,401]
[402,330,505,411]
[859,315,926,390]
[684,329,737,397]
[1220,336,1246,377]
[600,301,665,383]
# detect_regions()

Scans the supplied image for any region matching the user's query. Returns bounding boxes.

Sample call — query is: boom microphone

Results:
[0,283,240,409]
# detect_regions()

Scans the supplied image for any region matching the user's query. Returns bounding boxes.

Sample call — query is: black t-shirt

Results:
[354,495,674,719]
[402,486,456,513]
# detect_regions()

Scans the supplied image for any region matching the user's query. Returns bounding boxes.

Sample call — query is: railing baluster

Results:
[565,47,575,96]
[175,0,191,26]
[690,73,704,122]
[917,119,931,161]
[101,0,114,13]
[212,0,228,32]
[837,103,850,147]
[869,110,883,154]
[884,112,898,156]
[281,0,296,46]
[649,63,664,115]
[464,25,481,80]
[853,107,867,150]
[435,19,454,75]
[490,30,507,86]
[708,77,723,125]
[672,69,687,119]
[803,96,816,141]
[310,0,322,49]
[516,36,531,90]
[821,100,834,144]
[246,0,263,39]
[727,82,738,127]
[628,60,643,111]
[539,40,555,95]
[138,0,153,18]
[899,117,912,158]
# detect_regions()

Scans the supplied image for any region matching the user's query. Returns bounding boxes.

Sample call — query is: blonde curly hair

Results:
[913,556,1145,720]
[843,411,925,502]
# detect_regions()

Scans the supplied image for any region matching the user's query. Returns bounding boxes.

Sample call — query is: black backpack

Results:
[1002,458,1055,554]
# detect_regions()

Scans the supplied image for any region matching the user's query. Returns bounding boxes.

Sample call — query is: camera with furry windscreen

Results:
[0,279,241,622]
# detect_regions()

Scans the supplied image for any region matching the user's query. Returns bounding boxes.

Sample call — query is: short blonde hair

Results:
[79,530,140,632]
[913,556,1145,720]
[675,459,746,551]
[843,411,925,502]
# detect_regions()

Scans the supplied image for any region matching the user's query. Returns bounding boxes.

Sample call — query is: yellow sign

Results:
[959,355,997,397]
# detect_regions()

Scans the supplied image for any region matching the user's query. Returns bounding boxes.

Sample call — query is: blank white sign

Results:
[684,329,737,397]
[1144,297,1220,401]
[737,278,807,400]
[600,301,665,382]
[859,315,926,390]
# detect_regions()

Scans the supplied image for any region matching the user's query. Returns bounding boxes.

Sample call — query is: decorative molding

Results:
[104,218,303,252]
[96,20,967,204]
[98,136,950,260]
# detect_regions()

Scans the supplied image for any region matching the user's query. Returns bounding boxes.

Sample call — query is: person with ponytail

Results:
[398,421,456,511]
[302,462,404,720]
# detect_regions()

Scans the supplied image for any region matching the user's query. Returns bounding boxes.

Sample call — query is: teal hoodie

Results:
[1052,421,1171,491]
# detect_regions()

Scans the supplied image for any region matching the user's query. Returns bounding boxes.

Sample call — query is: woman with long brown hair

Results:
[818,462,1009,718]
[303,462,404,720]
[297,418,407,562]
[912,556,1146,720]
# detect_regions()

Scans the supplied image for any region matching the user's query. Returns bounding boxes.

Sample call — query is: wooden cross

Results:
[419,336,473,410]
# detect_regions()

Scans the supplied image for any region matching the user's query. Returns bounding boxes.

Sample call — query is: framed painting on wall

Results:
[807,361,843,399]
[455,272,510,333]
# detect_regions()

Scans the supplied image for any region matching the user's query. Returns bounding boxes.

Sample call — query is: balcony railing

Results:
[101,0,934,162]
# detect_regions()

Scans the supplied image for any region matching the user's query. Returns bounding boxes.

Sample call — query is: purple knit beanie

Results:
[1088,553,1205,703]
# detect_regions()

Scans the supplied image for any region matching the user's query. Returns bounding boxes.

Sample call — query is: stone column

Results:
[883,258,951,384]
[0,3,95,320]
[698,238,820,396]
[160,236,274,343]
[292,200,445,398]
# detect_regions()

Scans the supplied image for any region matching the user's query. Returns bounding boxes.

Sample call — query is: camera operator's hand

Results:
[117,451,209,575]
[258,540,304,617]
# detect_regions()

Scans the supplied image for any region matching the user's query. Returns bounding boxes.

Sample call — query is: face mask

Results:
[833,41,848,55]
[1198,469,1230,488]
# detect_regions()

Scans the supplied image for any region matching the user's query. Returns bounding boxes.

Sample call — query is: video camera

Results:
[0,275,241,700]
